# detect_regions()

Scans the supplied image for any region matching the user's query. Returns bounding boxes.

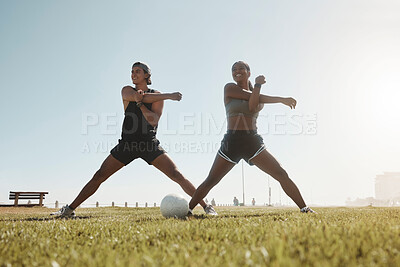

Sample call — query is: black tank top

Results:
[121,88,157,141]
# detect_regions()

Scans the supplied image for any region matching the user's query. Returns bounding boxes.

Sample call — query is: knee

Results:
[271,167,289,182]
[92,169,108,184]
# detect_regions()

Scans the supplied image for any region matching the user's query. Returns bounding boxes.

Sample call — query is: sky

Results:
[1,0,399,208]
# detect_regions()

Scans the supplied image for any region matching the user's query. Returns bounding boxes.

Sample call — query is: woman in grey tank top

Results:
[188,61,315,214]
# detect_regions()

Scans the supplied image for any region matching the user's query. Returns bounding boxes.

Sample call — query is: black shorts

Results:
[218,130,265,166]
[110,138,166,165]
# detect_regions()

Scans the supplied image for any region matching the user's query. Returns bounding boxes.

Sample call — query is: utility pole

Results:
[268,176,271,206]
[242,161,245,206]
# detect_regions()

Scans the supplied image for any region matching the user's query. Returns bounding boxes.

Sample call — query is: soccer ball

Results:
[160,193,189,218]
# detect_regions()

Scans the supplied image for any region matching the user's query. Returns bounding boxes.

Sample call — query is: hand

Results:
[133,90,144,102]
[282,97,297,109]
[170,92,182,101]
[255,75,266,86]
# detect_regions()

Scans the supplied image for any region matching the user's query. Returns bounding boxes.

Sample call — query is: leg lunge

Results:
[152,154,208,207]
[68,171,108,209]
[51,155,124,217]
[275,171,306,209]
[251,150,308,209]
[189,154,235,210]
[69,155,124,209]
[189,177,220,210]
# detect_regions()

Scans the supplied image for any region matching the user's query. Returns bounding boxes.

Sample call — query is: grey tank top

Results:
[225,98,259,118]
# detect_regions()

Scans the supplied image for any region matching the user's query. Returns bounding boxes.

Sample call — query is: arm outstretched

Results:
[224,83,297,109]
[121,86,182,103]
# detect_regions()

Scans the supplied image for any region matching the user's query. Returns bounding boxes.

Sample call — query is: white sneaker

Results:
[300,207,316,213]
[50,205,76,218]
[204,204,218,216]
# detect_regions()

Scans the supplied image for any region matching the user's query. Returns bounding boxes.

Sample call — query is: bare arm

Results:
[248,75,266,112]
[121,86,182,103]
[224,83,297,109]
[139,100,164,127]
[248,86,261,112]
[142,92,181,103]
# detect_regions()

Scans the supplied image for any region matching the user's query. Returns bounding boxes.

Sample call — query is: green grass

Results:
[1,207,399,266]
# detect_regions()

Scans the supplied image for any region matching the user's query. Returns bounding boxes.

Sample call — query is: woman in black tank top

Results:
[188,61,315,214]
[51,62,216,217]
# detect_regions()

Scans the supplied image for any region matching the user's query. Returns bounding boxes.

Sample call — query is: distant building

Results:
[375,172,400,200]
[346,172,400,207]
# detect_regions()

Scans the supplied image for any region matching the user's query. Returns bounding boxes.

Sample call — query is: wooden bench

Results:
[0,191,49,207]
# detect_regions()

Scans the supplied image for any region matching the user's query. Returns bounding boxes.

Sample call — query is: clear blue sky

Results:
[1,0,399,207]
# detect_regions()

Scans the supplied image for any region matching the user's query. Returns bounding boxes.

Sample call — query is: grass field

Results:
[1,206,399,266]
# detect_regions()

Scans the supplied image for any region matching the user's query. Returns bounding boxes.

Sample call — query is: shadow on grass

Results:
[0,216,92,222]
[217,212,296,221]
[172,213,287,220]
[219,213,266,218]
